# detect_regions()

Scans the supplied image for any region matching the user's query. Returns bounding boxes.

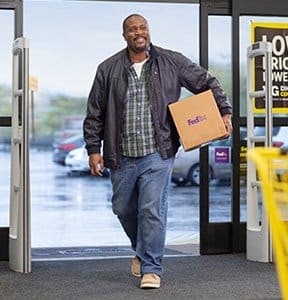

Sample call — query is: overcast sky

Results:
[2,1,200,97]
[1,1,287,98]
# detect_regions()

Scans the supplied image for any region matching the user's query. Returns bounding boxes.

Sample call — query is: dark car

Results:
[52,134,84,165]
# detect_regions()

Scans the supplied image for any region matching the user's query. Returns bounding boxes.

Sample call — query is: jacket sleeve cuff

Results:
[220,108,232,116]
[86,145,101,156]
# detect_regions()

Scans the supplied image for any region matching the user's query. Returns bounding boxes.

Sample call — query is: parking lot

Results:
[0,148,248,252]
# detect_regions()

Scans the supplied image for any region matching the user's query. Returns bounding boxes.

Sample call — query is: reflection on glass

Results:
[208,16,232,106]
[208,138,232,222]
[208,16,232,222]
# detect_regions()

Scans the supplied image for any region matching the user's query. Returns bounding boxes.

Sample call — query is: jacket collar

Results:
[148,43,159,59]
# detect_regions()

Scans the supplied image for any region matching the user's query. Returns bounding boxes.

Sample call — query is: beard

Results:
[130,37,150,53]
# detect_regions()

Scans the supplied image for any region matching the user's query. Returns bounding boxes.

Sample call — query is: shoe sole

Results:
[131,269,141,278]
[140,282,160,289]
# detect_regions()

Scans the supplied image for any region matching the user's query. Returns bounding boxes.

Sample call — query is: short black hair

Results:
[122,14,147,33]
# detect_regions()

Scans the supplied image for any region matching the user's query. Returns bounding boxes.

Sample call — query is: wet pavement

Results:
[0,149,247,255]
[29,151,200,249]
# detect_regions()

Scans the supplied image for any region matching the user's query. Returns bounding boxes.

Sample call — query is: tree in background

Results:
[0,61,240,142]
[36,93,86,137]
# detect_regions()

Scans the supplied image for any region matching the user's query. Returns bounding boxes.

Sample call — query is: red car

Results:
[52,134,84,166]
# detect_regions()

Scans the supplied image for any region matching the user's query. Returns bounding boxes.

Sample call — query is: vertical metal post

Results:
[265,50,273,147]
[9,37,31,273]
[246,41,273,262]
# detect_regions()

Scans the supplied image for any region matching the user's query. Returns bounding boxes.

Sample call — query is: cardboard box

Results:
[168,89,227,151]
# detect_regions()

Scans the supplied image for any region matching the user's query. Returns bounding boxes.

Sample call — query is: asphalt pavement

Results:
[0,149,247,255]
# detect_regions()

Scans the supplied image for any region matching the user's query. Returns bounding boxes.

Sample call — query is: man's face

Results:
[123,16,150,53]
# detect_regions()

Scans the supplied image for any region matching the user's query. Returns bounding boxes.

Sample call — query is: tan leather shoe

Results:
[131,256,141,277]
[140,273,161,289]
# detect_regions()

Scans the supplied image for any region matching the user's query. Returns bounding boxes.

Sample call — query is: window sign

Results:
[251,22,288,114]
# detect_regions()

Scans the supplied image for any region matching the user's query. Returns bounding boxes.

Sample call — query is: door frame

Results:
[199,0,288,255]
[231,0,288,252]
[2,0,288,261]
[199,0,235,254]
[0,0,23,261]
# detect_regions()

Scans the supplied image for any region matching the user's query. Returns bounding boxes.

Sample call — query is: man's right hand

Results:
[89,153,105,176]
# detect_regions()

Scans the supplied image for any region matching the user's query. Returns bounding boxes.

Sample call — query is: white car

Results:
[253,126,288,147]
[65,146,109,176]
[65,146,90,174]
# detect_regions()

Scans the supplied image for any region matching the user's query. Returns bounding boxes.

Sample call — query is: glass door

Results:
[0,7,14,261]
[199,1,235,254]
[23,1,201,259]
[0,1,25,269]
[199,0,288,255]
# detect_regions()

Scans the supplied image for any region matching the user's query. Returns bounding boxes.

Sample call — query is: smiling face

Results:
[122,15,151,57]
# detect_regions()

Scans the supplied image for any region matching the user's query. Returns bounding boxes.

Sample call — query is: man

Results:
[83,14,232,289]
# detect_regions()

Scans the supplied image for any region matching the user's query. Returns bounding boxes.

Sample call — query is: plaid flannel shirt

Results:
[121,61,158,157]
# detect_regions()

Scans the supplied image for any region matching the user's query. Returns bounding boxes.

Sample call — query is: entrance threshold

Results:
[32,244,199,261]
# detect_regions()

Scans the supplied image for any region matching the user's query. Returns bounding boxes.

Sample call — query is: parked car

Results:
[65,145,109,177]
[172,137,232,186]
[65,145,89,174]
[253,126,288,147]
[172,126,288,186]
[52,134,84,165]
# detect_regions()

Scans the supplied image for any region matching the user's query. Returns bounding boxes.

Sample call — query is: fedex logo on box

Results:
[168,90,227,151]
[187,114,207,126]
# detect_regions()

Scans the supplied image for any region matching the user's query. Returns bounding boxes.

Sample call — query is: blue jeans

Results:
[110,152,174,276]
